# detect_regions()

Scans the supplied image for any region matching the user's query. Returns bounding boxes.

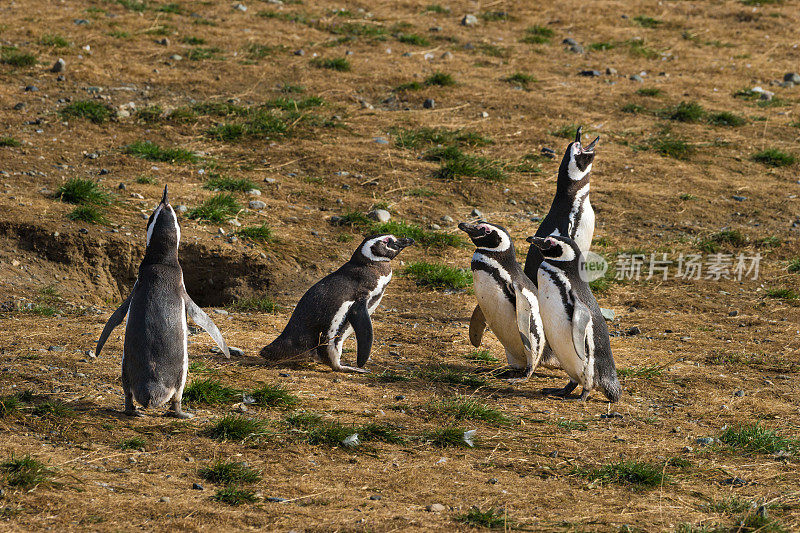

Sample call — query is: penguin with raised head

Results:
[95,186,230,418]
[459,222,545,381]
[527,235,620,402]
[523,127,599,284]
[260,234,414,373]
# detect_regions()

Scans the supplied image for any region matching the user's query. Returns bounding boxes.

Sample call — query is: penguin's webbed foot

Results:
[123,408,144,418]
[542,380,579,398]
[335,365,370,374]
[165,410,194,419]
[506,365,533,385]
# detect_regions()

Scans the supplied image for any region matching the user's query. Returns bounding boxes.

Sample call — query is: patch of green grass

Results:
[679,193,697,200]
[421,426,474,448]
[455,507,512,529]
[118,436,146,450]
[430,149,507,181]
[135,175,158,185]
[229,296,277,314]
[0,47,37,67]
[237,224,273,243]
[617,365,663,379]
[168,107,198,123]
[117,0,147,11]
[124,141,198,163]
[738,512,787,533]
[55,178,111,205]
[558,419,589,431]
[481,11,511,21]
[661,101,705,122]
[588,41,616,51]
[187,193,241,223]
[356,423,405,444]
[22,305,58,316]
[0,395,20,417]
[428,396,509,424]
[135,105,163,123]
[425,4,450,14]
[326,22,386,38]
[621,103,645,114]
[250,384,298,408]
[182,36,206,45]
[550,123,585,139]
[752,148,795,167]
[203,415,264,441]
[765,288,798,301]
[425,71,455,86]
[502,72,536,87]
[67,205,106,224]
[708,111,746,127]
[199,460,261,484]
[335,210,372,227]
[633,15,662,28]
[183,379,241,405]
[707,497,754,514]
[464,349,498,363]
[405,262,472,290]
[759,236,781,248]
[372,221,462,248]
[40,34,71,48]
[788,259,800,273]
[578,461,666,487]
[408,187,436,198]
[1,455,52,489]
[625,39,659,59]
[212,487,257,505]
[204,175,259,192]
[0,136,21,147]
[186,47,223,61]
[310,57,350,71]
[392,127,492,150]
[650,137,694,160]
[396,33,429,46]
[696,229,747,252]
[108,30,131,39]
[245,43,287,59]
[156,2,182,14]
[521,25,553,44]
[636,87,662,96]
[32,400,74,418]
[193,102,248,117]
[60,100,112,124]
[374,370,412,382]
[419,366,487,387]
[720,424,796,454]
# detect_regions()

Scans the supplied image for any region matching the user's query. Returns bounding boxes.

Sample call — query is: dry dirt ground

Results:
[1,0,799,531]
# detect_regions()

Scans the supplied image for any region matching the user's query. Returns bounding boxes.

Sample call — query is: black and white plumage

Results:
[524,127,599,284]
[260,234,414,373]
[527,235,621,402]
[95,186,230,418]
[459,222,545,381]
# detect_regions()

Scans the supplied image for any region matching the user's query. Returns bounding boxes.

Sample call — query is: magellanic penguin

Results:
[523,127,599,284]
[259,234,414,373]
[95,186,230,418]
[458,222,545,381]
[527,235,621,402]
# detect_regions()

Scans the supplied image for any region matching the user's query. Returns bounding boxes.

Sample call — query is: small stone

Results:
[760,90,774,101]
[368,209,391,223]
[732,195,747,202]
[427,503,446,512]
[630,74,644,82]
[461,14,478,26]
[721,477,747,487]
[600,308,615,321]
[159,497,170,503]
[247,189,261,196]
[74,19,90,25]
[728,310,739,317]
[266,497,286,503]
[626,326,641,336]
[294,49,305,56]
[48,345,66,352]
[130,192,144,199]
[580,70,602,77]
[480,111,489,118]
[264,177,276,184]
[430,224,441,230]
[249,200,266,210]
[395,395,405,401]
[13,102,25,110]
[169,54,183,61]
[25,85,39,92]
[373,137,389,144]
[118,183,127,190]
[423,98,435,109]
[175,205,188,213]
[441,51,453,60]
[606,67,617,75]
[369,495,382,501]
[471,208,483,218]
[696,437,714,446]
[156,38,169,46]
[734,390,744,397]
[86,350,96,358]
[784,72,800,84]
[682,446,693,453]
[488,478,498,484]
[192,483,204,490]
[233,3,247,11]
[568,44,584,54]
[51,58,66,73]
[214,309,229,315]
[441,215,453,224]
[79,228,89,234]
[99,168,110,175]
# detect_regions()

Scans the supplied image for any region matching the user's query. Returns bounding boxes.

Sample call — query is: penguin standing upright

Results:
[458,222,545,381]
[527,235,621,402]
[95,186,230,418]
[523,127,599,283]
[260,234,414,373]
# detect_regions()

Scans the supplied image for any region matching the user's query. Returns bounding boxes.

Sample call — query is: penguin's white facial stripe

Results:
[567,159,592,181]
[146,205,163,247]
[475,225,511,253]
[361,236,390,262]
[473,253,513,286]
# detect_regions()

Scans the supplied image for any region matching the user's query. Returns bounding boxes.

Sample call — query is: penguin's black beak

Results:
[527,236,553,250]
[396,237,414,248]
[161,185,169,205]
[458,222,486,238]
[584,136,600,153]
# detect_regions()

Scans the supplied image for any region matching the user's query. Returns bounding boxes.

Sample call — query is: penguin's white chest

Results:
[473,271,525,364]
[573,199,595,252]
[537,269,586,383]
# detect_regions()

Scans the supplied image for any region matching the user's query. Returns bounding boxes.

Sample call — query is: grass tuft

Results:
[752,148,795,167]
[455,507,512,529]
[521,25,553,44]
[633,15,662,28]
[212,486,257,505]
[393,127,492,150]
[187,193,242,223]
[421,426,474,448]
[204,175,259,192]
[719,424,796,454]
[0,395,20,417]
[124,141,198,163]
[1,455,52,489]
[696,229,747,252]
[464,349,499,363]
[68,205,106,224]
[396,33,429,46]
[428,396,509,424]
[419,365,487,387]
[183,379,241,405]
[0,136,21,147]
[119,436,146,450]
[203,415,264,441]
[250,384,299,408]
[405,262,472,290]
[310,57,350,71]
[636,87,662,96]
[662,101,705,122]
[373,221,462,248]
[199,460,261,484]
[228,296,277,312]
[0,47,37,67]
[237,224,273,243]
[55,178,110,205]
[502,72,536,87]
[788,259,800,274]
[765,288,798,301]
[708,111,746,127]
[424,71,455,86]
[650,137,694,160]
[60,100,112,124]
[40,34,71,47]
[578,460,666,487]
[32,400,74,418]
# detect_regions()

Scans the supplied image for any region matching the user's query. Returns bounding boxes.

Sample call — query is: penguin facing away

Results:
[523,127,599,285]
[458,222,545,382]
[95,186,230,418]
[527,235,620,402]
[260,234,414,373]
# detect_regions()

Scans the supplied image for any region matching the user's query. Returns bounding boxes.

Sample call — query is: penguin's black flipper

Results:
[570,295,592,361]
[468,305,486,347]
[182,291,230,358]
[95,293,132,357]
[347,299,373,367]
